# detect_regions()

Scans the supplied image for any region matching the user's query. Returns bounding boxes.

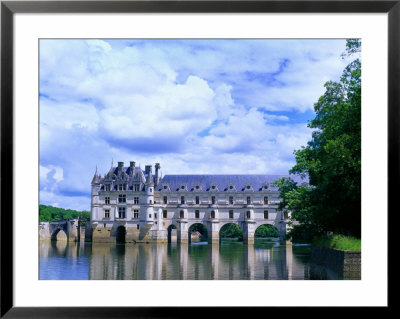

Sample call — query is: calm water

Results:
[39,239,326,280]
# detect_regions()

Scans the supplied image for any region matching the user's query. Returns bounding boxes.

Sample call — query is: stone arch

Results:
[254,223,280,238]
[51,227,68,241]
[167,224,177,243]
[188,223,208,243]
[255,220,286,240]
[219,222,244,242]
[116,225,126,243]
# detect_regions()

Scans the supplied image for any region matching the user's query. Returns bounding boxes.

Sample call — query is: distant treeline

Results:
[39,204,90,222]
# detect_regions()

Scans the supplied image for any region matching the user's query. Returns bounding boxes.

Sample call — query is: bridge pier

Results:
[243,220,256,244]
[207,220,220,244]
[177,219,189,243]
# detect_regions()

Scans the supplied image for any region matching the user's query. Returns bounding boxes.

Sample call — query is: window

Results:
[264,211,269,219]
[118,194,126,203]
[104,209,110,219]
[163,210,167,218]
[149,199,152,204]
[246,196,251,204]
[246,211,251,219]
[105,184,110,191]
[134,184,140,192]
[137,224,140,230]
[134,197,139,204]
[195,210,200,218]
[229,210,233,219]
[181,196,185,204]
[133,210,139,219]
[211,211,215,219]
[163,185,168,189]
[180,210,184,218]
[154,213,157,219]
[118,207,126,219]
[246,185,251,189]
[195,185,200,190]
[118,184,126,191]
[211,196,216,204]
[195,196,200,204]
[264,196,269,204]
[229,196,234,204]
[149,188,152,193]
[211,185,216,190]
[105,197,110,204]
[149,214,152,218]
[163,196,167,204]
[181,185,185,190]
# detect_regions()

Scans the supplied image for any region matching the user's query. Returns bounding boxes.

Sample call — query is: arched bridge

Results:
[45,219,82,242]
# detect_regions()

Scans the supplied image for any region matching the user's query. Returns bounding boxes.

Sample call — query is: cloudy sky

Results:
[39,39,350,211]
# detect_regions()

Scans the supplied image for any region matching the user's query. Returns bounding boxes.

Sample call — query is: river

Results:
[39,239,339,280]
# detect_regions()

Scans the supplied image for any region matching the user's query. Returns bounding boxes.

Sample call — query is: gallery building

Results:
[90,161,308,244]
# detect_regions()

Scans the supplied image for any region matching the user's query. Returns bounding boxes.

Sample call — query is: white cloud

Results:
[39,39,349,210]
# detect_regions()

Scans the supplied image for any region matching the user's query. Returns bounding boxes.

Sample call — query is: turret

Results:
[141,166,154,224]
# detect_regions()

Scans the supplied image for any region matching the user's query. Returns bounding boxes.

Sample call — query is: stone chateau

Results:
[90,161,308,244]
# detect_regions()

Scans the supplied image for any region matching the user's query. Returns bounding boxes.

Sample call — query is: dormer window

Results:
[195,185,200,190]
[163,185,168,189]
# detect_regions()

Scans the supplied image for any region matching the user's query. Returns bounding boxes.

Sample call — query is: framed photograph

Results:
[1,0,396,316]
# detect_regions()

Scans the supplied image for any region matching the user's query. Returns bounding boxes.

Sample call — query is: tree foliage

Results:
[254,224,280,238]
[220,223,243,241]
[274,40,361,239]
[39,204,90,223]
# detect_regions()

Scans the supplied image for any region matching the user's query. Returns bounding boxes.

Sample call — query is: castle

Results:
[90,161,307,244]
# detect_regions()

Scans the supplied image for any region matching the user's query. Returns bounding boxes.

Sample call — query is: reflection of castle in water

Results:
[39,241,317,280]
[42,242,310,280]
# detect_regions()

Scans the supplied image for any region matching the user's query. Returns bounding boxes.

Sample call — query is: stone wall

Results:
[39,222,51,240]
[310,246,361,279]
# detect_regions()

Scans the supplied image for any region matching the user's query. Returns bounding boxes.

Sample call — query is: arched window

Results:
[181,196,185,204]
[264,196,268,204]
[211,211,215,219]
[246,211,251,219]
[246,196,251,204]
[211,196,216,204]
[180,210,185,218]
[195,196,200,204]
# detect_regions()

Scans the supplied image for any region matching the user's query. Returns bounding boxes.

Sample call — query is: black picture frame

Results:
[1,0,396,317]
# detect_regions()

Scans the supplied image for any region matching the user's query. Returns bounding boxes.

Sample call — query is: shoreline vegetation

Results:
[312,234,361,251]
[39,204,90,224]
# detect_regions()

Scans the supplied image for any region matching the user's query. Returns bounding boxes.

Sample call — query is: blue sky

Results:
[39,39,350,210]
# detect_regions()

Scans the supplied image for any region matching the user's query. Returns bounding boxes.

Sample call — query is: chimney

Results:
[155,163,161,187]
[129,161,135,175]
[145,165,152,175]
[118,162,124,171]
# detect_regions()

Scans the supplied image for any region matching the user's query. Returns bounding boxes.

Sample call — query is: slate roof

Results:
[158,174,308,192]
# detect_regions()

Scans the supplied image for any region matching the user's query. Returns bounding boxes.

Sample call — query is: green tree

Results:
[275,39,361,239]
[39,204,90,223]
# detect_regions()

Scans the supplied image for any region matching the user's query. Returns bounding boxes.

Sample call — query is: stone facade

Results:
[90,161,308,244]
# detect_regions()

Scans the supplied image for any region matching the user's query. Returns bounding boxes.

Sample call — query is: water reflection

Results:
[39,240,328,280]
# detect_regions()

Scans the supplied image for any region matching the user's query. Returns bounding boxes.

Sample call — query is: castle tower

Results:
[90,166,101,222]
[141,166,154,225]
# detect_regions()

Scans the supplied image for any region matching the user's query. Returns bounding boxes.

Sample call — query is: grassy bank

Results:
[313,234,361,251]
